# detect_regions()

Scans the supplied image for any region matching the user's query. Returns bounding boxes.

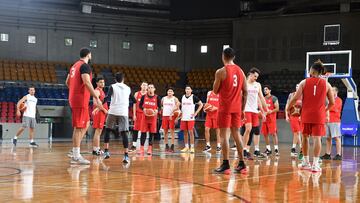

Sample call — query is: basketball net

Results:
[321,72,333,81]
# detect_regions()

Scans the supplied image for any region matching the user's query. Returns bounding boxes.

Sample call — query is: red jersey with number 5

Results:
[301,77,326,124]
[218,64,244,113]
[68,60,92,108]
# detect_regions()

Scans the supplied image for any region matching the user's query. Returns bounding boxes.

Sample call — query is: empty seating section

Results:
[0,59,57,83]
[0,102,21,123]
[187,69,216,89]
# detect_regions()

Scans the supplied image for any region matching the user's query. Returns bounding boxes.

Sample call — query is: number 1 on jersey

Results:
[313,85,317,96]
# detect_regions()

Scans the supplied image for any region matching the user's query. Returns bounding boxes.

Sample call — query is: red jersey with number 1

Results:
[301,77,327,124]
[218,64,244,113]
[68,60,92,108]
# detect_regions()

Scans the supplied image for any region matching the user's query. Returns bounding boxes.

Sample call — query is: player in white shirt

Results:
[161,87,180,153]
[243,68,268,159]
[180,86,203,153]
[13,86,39,147]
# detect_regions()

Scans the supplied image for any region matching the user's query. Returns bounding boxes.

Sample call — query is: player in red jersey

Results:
[129,82,148,152]
[287,60,334,172]
[203,90,221,153]
[321,86,343,161]
[285,84,303,159]
[139,84,161,156]
[91,77,108,156]
[261,85,280,156]
[213,47,247,174]
[66,47,101,165]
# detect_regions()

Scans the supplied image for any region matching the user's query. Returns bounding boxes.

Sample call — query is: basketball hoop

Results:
[321,72,333,80]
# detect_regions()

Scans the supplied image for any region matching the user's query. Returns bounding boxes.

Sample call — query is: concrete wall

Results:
[233,13,360,73]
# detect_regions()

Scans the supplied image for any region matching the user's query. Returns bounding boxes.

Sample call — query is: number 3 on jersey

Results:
[233,75,238,87]
[70,67,75,78]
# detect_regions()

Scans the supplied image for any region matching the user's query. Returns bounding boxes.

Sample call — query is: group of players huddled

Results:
[63,47,342,174]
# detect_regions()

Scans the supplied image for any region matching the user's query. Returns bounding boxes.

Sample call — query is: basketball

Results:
[289,106,301,117]
[203,103,213,112]
[172,109,182,119]
[19,103,27,112]
[144,108,155,116]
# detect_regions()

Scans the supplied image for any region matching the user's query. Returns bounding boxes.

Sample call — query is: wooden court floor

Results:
[0,140,359,202]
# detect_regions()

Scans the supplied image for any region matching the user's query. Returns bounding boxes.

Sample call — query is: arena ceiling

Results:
[1,0,360,20]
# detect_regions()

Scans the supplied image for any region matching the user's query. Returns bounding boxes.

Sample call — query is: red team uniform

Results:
[68,60,92,128]
[289,93,302,133]
[301,77,327,136]
[134,91,145,131]
[92,87,109,129]
[218,64,244,128]
[205,92,219,129]
[141,95,159,133]
[261,96,278,135]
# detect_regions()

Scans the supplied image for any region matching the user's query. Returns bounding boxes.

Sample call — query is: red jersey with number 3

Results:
[68,60,92,108]
[301,77,326,124]
[207,91,219,118]
[218,64,244,113]
[136,91,145,113]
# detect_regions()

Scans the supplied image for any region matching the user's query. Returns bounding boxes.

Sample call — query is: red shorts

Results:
[72,108,90,129]
[290,117,301,133]
[162,116,175,130]
[261,121,277,135]
[180,120,195,131]
[302,123,325,137]
[217,112,242,128]
[205,116,218,129]
[245,112,259,127]
[141,115,157,133]
[134,111,144,131]
[92,110,106,129]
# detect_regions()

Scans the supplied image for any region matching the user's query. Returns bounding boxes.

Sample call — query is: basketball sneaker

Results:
[29,142,39,148]
[203,145,211,152]
[320,153,331,160]
[235,161,247,174]
[147,146,153,156]
[12,138,17,146]
[333,154,342,160]
[299,161,311,170]
[92,149,103,156]
[274,149,280,156]
[190,147,195,154]
[103,151,110,159]
[298,151,304,161]
[138,146,145,155]
[214,161,231,174]
[128,146,137,152]
[165,144,170,152]
[180,147,189,153]
[254,150,267,159]
[311,164,322,173]
[231,145,237,150]
[216,146,222,152]
[291,148,297,157]
[71,156,90,165]
[123,154,130,164]
[264,149,272,156]
[169,144,175,153]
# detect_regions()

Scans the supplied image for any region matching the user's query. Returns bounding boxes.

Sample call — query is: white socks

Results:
[30,139,34,143]
[313,157,319,165]
[274,145,278,150]
[304,156,310,163]
[255,145,260,151]
[185,144,189,148]
[206,142,210,146]
[190,144,194,148]
[14,136,18,139]
[73,147,80,158]
[292,144,296,148]
[217,143,221,148]
[133,142,137,146]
